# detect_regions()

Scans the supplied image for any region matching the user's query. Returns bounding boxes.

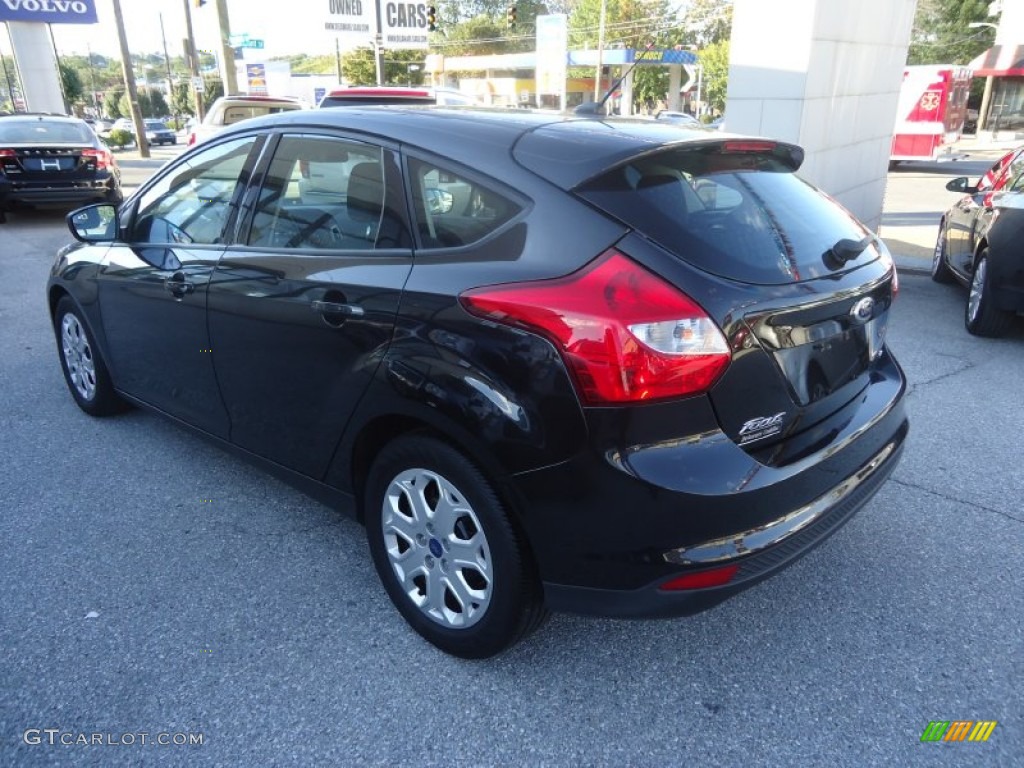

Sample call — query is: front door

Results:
[97,136,262,437]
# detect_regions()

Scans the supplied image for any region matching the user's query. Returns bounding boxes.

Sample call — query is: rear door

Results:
[207,131,414,478]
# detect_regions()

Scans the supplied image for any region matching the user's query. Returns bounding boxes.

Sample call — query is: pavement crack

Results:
[889,477,1024,524]
[904,352,975,399]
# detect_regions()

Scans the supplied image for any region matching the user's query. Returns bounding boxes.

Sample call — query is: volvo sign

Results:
[0,0,99,24]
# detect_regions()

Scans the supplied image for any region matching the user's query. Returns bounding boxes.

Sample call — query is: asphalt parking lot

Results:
[0,160,1021,766]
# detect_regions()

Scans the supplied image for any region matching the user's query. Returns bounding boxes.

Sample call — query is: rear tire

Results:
[930,223,954,284]
[53,296,128,416]
[965,251,1014,337]
[365,435,547,658]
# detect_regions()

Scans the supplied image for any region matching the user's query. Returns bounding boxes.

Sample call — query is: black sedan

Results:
[48,108,907,657]
[144,119,177,146]
[0,113,122,221]
[933,146,1024,336]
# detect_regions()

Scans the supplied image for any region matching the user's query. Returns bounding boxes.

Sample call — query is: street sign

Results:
[229,33,250,45]
[240,39,264,49]
[191,76,205,93]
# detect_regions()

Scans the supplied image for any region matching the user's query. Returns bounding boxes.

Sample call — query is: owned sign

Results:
[0,0,98,24]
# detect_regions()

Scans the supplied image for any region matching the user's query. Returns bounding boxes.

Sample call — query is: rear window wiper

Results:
[823,236,873,270]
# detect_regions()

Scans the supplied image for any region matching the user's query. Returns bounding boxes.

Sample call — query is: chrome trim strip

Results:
[663,440,896,565]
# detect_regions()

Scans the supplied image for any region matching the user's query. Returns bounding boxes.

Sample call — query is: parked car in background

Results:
[143,119,177,146]
[655,110,703,128]
[187,94,306,146]
[0,113,121,221]
[933,145,1024,336]
[49,108,906,657]
[317,86,480,108]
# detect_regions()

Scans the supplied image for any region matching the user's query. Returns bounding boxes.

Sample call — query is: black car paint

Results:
[939,148,1024,312]
[49,108,907,618]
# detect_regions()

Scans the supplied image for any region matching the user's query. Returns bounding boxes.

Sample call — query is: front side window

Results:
[131,136,258,246]
[407,157,521,248]
[247,134,402,250]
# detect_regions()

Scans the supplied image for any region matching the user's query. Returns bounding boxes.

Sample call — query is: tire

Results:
[365,435,547,658]
[965,251,1014,337]
[53,296,128,416]
[930,222,954,284]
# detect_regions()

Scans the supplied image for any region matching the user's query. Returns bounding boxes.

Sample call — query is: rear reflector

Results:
[460,250,730,404]
[659,564,740,591]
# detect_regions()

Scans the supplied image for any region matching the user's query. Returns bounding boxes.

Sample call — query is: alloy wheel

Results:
[61,313,97,401]
[381,468,492,629]
[967,257,987,324]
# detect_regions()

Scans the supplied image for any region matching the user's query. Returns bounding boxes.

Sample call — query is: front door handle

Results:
[310,300,364,317]
[164,274,194,298]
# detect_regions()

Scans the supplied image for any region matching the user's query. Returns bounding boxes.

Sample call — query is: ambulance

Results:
[890,65,972,166]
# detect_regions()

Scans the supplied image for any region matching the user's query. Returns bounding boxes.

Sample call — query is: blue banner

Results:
[627,48,698,65]
[0,0,98,24]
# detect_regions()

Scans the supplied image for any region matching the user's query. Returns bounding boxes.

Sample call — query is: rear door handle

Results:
[311,300,364,316]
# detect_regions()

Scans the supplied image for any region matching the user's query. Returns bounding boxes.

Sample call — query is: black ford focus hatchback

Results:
[48,108,907,657]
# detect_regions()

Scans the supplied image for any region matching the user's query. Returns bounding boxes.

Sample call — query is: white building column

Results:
[725,0,917,231]
[8,22,65,113]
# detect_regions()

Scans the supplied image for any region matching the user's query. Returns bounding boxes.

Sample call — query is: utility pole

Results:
[182,0,205,121]
[111,0,150,158]
[214,0,239,95]
[159,14,179,131]
[593,0,606,103]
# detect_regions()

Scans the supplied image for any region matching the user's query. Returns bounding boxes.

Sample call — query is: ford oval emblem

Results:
[850,297,876,324]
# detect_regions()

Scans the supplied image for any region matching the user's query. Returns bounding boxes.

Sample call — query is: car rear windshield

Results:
[0,119,94,144]
[220,105,300,125]
[576,144,878,285]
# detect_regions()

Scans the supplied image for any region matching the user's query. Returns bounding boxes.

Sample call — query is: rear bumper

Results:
[511,348,908,618]
[542,425,905,617]
[1,177,118,206]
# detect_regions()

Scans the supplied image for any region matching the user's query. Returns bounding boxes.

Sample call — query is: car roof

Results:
[221,107,747,189]
[0,113,83,122]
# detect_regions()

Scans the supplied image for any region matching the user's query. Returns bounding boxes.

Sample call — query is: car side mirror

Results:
[67,204,118,243]
[945,177,977,194]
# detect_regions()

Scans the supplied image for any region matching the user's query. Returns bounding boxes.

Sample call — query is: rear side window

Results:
[576,145,877,285]
[407,157,521,248]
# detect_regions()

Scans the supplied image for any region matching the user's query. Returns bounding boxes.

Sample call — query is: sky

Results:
[39,0,340,60]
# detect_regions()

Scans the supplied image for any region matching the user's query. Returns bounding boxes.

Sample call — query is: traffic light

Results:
[506,5,517,28]
[193,0,206,7]
[427,5,437,32]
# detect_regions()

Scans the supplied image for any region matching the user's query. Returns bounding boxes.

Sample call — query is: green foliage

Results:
[170,82,195,117]
[116,89,169,119]
[908,0,995,65]
[439,15,507,57]
[202,80,225,113]
[59,61,84,105]
[104,88,126,119]
[106,128,132,148]
[272,54,339,75]
[698,38,729,114]
[341,49,430,85]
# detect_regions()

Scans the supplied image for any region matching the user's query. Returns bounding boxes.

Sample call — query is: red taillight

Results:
[659,564,740,591]
[187,132,197,146]
[0,148,15,158]
[460,250,730,404]
[81,148,112,170]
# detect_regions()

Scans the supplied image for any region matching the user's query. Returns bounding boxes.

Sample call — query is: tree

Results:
[908,0,996,65]
[58,61,85,107]
[698,38,729,114]
[201,80,224,113]
[341,48,430,85]
[103,87,126,119]
[117,89,170,119]
[170,81,195,117]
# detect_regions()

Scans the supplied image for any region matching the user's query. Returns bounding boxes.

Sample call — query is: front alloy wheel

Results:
[53,296,126,416]
[366,435,546,658]
[965,252,1013,337]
